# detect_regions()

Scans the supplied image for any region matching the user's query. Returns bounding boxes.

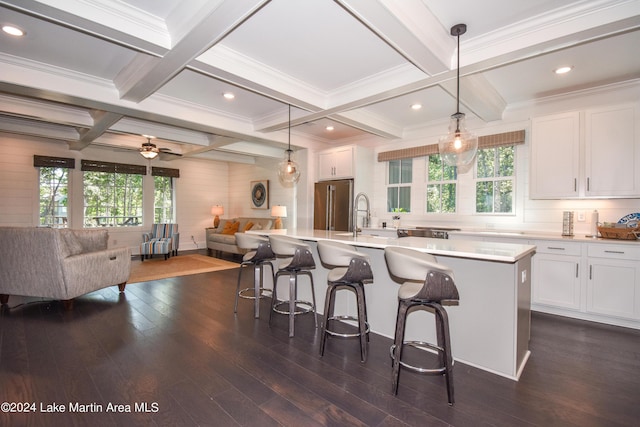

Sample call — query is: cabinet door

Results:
[530,112,580,199]
[318,151,336,180]
[587,259,639,320]
[332,146,353,178]
[532,253,582,310]
[585,105,638,197]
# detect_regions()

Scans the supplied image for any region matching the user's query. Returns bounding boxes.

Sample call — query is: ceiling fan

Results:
[139,136,182,160]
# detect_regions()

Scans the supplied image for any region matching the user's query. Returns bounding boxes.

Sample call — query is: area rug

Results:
[128,254,239,283]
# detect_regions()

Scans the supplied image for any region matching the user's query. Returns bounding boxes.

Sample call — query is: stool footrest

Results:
[390,341,453,375]
[238,287,272,300]
[325,315,370,338]
[273,300,315,316]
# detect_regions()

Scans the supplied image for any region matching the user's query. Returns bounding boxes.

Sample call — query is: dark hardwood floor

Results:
[1,251,639,426]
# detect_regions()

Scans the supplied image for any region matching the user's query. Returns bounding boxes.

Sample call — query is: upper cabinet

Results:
[318,146,354,180]
[530,105,639,199]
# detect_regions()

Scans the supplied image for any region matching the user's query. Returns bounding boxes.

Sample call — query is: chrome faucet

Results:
[353,192,371,237]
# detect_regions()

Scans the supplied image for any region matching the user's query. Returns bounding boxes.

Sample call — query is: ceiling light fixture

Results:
[438,23,478,168]
[411,103,422,110]
[2,25,25,36]
[554,66,573,74]
[139,136,159,159]
[277,105,300,185]
[325,125,334,131]
[223,92,235,99]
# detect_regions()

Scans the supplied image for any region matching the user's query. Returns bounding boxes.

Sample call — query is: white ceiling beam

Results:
[439,74,507,122]
[116,0,270,103]
[336,0,452,75]
[71,110,124,150]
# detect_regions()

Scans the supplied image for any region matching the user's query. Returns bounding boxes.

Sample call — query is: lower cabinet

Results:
[531,241,582,311]
[586,244,640,321]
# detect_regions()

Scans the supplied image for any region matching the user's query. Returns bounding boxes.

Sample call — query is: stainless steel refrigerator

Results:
[314,179,353,231]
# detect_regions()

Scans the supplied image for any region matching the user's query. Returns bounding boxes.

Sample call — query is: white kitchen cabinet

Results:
[318,146,353,180]
[586,243,640,321]
[585,105,639,197]
[530,105,639,199]
[531,240,583,311]
[530,112,580,198]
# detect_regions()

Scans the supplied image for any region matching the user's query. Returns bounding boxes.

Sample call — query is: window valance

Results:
[33,155,75,169]
[81,160,147,175]
[151,166,180,178]
[377,130,525,162]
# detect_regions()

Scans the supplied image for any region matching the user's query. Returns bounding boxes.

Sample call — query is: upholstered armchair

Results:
[140,223,179,260]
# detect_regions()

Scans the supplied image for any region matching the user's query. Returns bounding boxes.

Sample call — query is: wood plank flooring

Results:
[1,251,639,426]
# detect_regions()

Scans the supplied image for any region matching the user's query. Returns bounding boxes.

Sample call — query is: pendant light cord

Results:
[287,104,292,161]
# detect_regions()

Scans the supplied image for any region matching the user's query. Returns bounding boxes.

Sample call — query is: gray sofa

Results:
[0,227,131,309]
[206,217,273,255]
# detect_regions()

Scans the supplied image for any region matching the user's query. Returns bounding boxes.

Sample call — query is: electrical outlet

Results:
[577,211,585,222]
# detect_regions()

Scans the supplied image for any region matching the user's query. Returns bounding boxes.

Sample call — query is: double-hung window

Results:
[426,155,457,213]
[82,160,145,227]
[152,167,179,223]
[35,156,75,227]
[387,159,412,212]
[475,146,515,214]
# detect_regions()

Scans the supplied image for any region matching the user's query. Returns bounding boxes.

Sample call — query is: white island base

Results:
[252,230,534,380]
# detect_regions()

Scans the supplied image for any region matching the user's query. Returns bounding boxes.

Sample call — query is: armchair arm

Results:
[142,232,153,242]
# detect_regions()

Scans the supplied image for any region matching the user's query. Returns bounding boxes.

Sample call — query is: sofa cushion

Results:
[242,221,254,232]
[60,229,84,256]
[221,221,240,235]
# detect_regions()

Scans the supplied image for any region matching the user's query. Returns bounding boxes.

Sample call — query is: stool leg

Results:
[253,264,261,318]
[435,304,455,405]
[319,284,336,357]
[234,264,245,313]
[288,272,297,337]
[305,272,318,328]
[392,300,409,395]
[269,271,282,328]
[356,283,368,362]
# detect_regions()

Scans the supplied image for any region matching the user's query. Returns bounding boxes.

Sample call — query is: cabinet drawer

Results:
[588,244,640,261]
[533,240,582,256]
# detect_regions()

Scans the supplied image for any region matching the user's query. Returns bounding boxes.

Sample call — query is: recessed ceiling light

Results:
[554,66,573,74]
[411,103,422,110]
[223,92,235,100]
[2,25,25,37]
[325,125,334,131]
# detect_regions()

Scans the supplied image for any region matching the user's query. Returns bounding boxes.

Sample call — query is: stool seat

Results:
[234,233,275,318]
[317,240,373,362]
[384,246,459,405]
[269,235,318,338]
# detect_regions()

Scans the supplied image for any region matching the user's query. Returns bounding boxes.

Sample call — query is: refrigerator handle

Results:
[328,185,335,230]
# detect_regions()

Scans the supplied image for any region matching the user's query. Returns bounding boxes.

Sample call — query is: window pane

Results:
[84,171,143,227]
[426,184,439,212]
[441,183,456,213]
[476,181,494,213]
[387,187,398,212]
[400,159,412,183]
[39,167,68,227]
[495,180,513,213]
[388,160,400,184]
[398,187,411,212]
[154,176,174,223]
[496,146,514,177]
[476,149,494,178]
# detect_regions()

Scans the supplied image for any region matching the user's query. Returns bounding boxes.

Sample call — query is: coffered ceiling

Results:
[0,0,639,163]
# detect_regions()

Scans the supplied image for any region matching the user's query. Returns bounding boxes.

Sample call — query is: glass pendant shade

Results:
[438,112,478,167]
[278,149,300,184]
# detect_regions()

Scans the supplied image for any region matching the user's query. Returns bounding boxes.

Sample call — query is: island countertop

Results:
[254,228,536,263]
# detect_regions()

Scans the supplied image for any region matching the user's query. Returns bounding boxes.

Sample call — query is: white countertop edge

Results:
[250,229,536,263]
[449,230,640,244]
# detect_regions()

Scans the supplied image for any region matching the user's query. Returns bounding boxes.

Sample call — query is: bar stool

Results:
[317,240,373,362]
[384,247,459,405]
[234,233,276,319]
[269,235,318,338]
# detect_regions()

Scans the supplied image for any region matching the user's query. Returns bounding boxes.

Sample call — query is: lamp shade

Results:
[211,205,224,216]
[140,140,159,159]
[271,205,287,218]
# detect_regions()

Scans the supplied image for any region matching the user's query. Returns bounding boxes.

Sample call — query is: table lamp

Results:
[271,205,287,229]
[211,205,224,228]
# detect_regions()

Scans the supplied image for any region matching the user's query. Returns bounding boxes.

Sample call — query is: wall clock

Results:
[250,180,269,209]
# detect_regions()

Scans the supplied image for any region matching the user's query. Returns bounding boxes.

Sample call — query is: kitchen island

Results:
[251,229,536,380]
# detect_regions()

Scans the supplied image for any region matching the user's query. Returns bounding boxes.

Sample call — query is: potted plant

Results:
[392,208,406,228]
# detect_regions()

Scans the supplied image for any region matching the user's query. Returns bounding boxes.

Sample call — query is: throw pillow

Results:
[60,229,83,256]
[243,221,254,232]
[216,219,229,233]
[221,221,239,235]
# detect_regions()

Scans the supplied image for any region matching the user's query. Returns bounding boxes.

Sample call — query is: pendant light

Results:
[438,23,478,168]
[277,105,300,184]
[140,136,159,160]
